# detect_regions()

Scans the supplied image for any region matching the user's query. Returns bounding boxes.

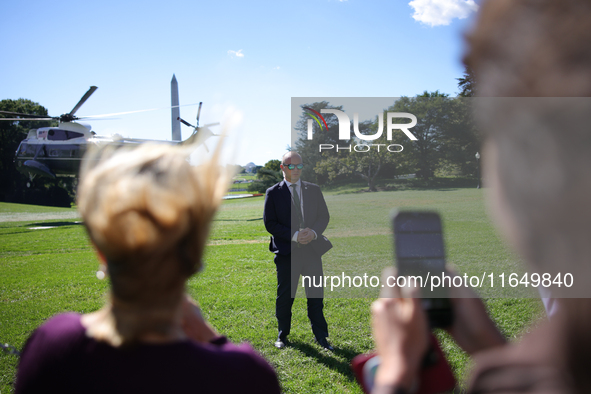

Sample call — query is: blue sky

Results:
[1,0,479,166]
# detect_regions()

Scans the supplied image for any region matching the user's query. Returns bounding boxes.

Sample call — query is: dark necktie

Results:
[290,184,304,229]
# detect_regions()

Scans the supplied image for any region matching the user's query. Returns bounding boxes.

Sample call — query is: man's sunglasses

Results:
[283,163,304,170]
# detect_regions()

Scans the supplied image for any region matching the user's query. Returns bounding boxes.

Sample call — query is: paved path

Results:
[0,211,81,223]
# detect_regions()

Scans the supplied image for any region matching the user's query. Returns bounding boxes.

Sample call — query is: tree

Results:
[263,159,281,172]
[1,100,47,197]
[297,93,479,189]
[251,159,283,191]
[451,69,482,176]
[314,117,399,191]
[457,66,475,97]
[388,92,481,180]
[387,92,453,180]
[294,101,344,185]
[249,166,283,192]
[438,97,481,177]
[296,100,419,191]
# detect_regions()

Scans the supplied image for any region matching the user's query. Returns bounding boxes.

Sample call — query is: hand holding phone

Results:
[370,271,429,392]
[445,283,506,355]
[352,211,459,394]
[353,267,455,394]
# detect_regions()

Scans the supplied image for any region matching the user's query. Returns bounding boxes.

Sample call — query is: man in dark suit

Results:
[263,151,333,351]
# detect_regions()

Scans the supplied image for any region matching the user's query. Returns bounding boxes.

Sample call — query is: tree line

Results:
[248,69,479,192]
[292,72,479,191]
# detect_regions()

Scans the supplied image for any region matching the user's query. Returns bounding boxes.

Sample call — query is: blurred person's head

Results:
[466,0,591,288]
[466,0,591,98]
[466,1,591,391]
[77,142,229,343]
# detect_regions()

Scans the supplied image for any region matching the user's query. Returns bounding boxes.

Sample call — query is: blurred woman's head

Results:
[77,143,228,309]
[465,0,591,291]
[467,3,591,390]
[465,0,591,98]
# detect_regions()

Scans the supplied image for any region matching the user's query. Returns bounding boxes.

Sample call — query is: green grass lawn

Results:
[0,188,544,393]
[234,173,257,181]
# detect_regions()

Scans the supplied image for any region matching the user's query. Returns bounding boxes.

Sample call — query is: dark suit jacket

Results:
[263,180,330,256]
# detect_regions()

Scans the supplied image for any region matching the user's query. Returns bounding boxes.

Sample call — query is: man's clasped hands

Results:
[297,228,316,245]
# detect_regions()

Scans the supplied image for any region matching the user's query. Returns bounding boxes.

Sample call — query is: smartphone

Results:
[392,211,453,329]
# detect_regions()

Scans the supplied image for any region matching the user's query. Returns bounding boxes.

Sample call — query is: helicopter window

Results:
[48,130,65,140]
[17,143,28,157]
[47,130,84,141]
[24,144,37,156]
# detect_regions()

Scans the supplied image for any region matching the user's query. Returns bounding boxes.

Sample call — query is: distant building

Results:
[244,162,257,173]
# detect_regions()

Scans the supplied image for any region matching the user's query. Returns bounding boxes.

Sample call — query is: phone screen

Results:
[393,211,453,328]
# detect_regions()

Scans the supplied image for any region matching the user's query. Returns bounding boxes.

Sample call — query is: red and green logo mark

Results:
[304,107,328,131]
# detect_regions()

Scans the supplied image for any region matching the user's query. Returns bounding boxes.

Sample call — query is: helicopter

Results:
[0,85,218,182]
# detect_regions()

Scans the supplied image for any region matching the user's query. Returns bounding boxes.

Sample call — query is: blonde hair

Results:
[78,142,229,307]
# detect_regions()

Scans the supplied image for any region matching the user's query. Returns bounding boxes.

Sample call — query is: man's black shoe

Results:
[314,337,334,351]
[274,337,288,349]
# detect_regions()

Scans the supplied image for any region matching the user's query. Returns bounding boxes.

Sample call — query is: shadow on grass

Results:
[325,177,481,195]
[26,221,84,228]
[288,340,360,383]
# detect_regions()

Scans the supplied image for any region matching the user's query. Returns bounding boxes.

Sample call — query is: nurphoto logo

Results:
[306,109,418,153]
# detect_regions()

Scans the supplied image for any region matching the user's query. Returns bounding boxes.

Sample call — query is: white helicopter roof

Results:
[57,122,92,133]
[28,122,93,141]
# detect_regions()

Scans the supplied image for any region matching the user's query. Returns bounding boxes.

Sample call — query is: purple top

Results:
[15,313,280,394]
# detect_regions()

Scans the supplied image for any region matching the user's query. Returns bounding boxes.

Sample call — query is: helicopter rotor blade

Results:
[69,86,98,116]
[196,102,203,127]
[79,102,200,119]
[0,110,53,119]
[178,117,195,128]
[0,118,56,121]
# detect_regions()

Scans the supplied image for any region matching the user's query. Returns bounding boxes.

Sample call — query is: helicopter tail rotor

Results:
[178,117,196,128]
[178,102,220,147]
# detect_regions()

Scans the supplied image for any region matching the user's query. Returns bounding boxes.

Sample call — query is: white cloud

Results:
[273,66,280,70]
[227,49,245,58]
[409,0,478,27]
